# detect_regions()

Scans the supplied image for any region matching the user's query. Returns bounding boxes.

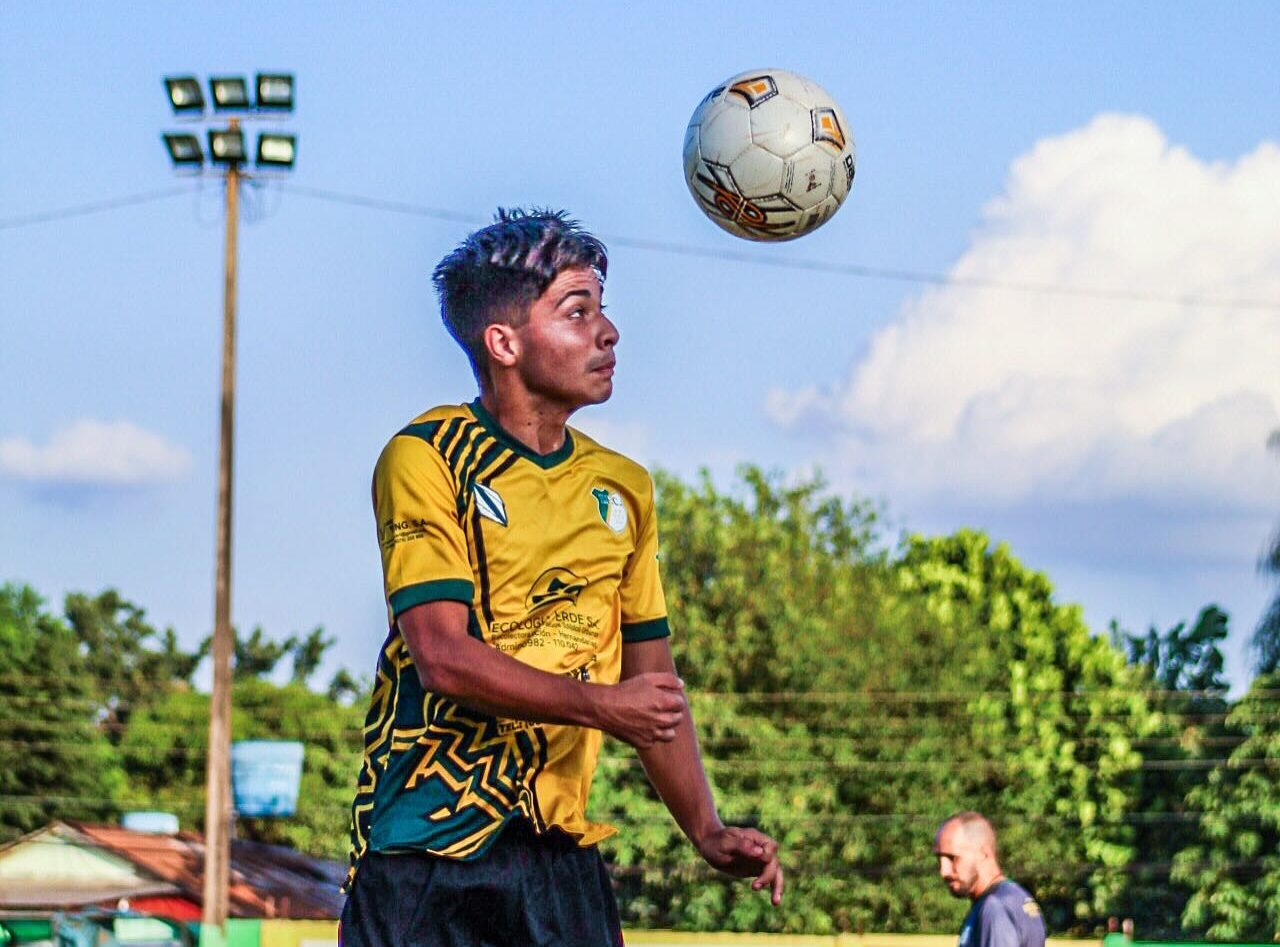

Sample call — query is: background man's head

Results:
[933,811,1001,900]
[432,208,609,386]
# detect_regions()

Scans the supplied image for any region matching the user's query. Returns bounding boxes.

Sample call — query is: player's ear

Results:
[483,323,520,369]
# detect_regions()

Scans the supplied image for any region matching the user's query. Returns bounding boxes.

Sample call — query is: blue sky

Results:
[2,2,1277,690]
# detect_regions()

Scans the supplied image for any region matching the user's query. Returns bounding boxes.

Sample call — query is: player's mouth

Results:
[590,357,616,377]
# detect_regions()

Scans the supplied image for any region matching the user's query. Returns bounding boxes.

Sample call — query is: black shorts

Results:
[340,819,624,947]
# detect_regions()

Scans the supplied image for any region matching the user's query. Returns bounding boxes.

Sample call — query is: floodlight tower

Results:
[160,73,296,939]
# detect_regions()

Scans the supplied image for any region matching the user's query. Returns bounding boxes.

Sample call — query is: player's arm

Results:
[399,600,685,748]
[376,434,683,748]
[621,636,784,905]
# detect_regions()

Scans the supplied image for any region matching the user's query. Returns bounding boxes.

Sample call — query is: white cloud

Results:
[0,420,191,487]
[769,114,1280,512]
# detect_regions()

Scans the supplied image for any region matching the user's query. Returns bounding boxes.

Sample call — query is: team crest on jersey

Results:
[473,483,507,527]
[1022,899,1041,918]
[590,487,628,533]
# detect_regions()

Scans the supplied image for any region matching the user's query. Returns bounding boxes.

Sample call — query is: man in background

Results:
[934,811,1046,947]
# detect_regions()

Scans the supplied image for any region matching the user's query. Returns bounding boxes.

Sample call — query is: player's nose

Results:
[599,312,620,349]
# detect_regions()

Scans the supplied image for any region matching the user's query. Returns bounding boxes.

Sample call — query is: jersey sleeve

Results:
[372,433,474,619]
[619,474,670,643]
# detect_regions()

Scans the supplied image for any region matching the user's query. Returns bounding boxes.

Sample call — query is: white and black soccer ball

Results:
[683,68,855,241]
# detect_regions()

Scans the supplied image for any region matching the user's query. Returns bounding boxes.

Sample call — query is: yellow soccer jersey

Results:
[346,399,669,886]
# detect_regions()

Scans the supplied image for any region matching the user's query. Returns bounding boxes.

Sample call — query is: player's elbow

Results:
[413,643,473,698]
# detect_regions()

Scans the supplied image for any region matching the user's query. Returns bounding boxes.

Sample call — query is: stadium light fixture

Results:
[165,76,205,114]
[256,73,294,111]
[210,76,250,110]
[207,127,247,165]
[256,133,297,168]
[162,133,204,167]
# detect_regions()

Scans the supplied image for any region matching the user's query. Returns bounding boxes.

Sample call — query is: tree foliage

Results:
[0,584,124,836]
[1113,606,1233,937]
[1,463,1269,937]
[1172,672,1280,939]
[1254,430,1280,676]
[595,468,1160,934]
[118,676,364,860]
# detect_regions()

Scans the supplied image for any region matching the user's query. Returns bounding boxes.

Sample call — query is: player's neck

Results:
[477,388,572,456]
[970,868,1005,900]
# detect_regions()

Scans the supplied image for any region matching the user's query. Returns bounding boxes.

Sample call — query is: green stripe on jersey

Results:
[621,617,671,643]
[389,578,475,617]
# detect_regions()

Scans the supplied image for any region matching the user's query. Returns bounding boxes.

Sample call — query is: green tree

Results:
[290,626,334,685]
[326,668,367,705]
[594,469,1159,934]
[233,625,296,679]
[1253,430,1280,675]
[0,584,124,838]
[118,677,364,860]
[1115,606,1232,937]
[1173,672,1280,939]
[64,588,207,727]
[893,531,1159,931]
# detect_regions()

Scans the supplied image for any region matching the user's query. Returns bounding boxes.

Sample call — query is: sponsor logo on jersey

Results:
[525,567,587,611]
[473,482,508,526]
[1022,898,1041,918]
[381,517,429,547]
[591,487,628,533]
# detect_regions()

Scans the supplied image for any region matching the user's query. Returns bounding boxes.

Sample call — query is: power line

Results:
[275,184,485,226]
[5,181,1276,311]
[278,182,1280,313]
[0,674,1256,701]
[0,185,197,231]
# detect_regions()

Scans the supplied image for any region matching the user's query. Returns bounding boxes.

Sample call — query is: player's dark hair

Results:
[432,208,609,384]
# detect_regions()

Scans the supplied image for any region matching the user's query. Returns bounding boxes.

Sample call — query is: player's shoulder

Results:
[376,403,471,469]
[982,880,1042,923]
[397,403,473,441]
[569,425,653,492]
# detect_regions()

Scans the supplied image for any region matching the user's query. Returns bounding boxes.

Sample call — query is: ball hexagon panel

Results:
[698,103,754,166]
[729,146,786,199]
[782,148,835,210]
[795,195,840,238]
[748,95,812,159]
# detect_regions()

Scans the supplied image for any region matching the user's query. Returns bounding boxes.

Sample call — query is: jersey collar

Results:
[468,399,575,470]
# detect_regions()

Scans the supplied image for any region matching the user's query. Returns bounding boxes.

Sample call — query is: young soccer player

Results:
[340,209,784,945]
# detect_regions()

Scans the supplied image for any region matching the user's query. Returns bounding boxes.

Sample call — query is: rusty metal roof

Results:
[2,822,343,919]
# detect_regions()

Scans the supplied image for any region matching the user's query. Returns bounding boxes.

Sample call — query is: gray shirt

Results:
[958,879,1046,947]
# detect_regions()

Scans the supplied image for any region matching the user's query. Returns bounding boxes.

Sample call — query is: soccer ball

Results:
[682,68,855,241]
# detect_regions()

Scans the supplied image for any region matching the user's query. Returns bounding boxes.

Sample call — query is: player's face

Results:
[934,824,981,899]
[515,265,619,410]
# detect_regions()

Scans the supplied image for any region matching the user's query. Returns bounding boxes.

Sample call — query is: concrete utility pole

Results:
[201,118,240,932]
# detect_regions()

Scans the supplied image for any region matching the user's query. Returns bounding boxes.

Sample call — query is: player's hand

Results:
[696,826,784,906]
[595,672,686,748]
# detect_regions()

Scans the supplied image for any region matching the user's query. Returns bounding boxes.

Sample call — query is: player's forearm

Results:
[636,708,723,849]
[411,630,603,727]
[622,638,723,847]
